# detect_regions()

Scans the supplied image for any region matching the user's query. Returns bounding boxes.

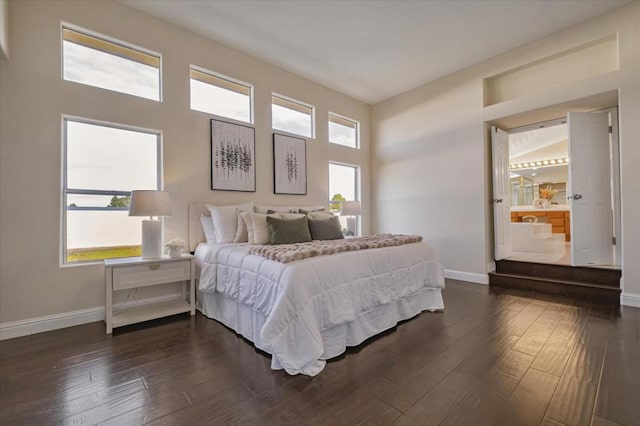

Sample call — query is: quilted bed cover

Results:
[198,241,445,376]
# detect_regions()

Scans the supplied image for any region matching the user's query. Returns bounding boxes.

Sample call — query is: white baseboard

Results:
[0,293,182,341]
[445,269,489,285]
[621,292,640,308]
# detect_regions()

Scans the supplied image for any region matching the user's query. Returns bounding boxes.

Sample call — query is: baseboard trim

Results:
[621,292,640,308]
[445,269,489,285]
[0,293,182,341]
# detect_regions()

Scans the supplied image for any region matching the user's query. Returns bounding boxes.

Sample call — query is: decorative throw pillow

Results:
[267,216,312,245]
[241,212,281,244]
[233,209,249,243]
[298,206,326,214]
[308,216,344,240]
[207,202,253,243]
[200,214,216,244]
[240,212,253,243]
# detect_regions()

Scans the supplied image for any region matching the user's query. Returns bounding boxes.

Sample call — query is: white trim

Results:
[621,292,640,308]
[189,64,254,125]
[271,92,315,139]
[0,293,182,341]
[328,111,360,149]
[445,269,489,284]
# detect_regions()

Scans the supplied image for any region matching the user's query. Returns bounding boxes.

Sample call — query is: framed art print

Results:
[273,133,307,195]
[211,119,255,192]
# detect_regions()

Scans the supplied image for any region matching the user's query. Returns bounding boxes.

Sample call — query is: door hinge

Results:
[612,236,616,245]
[609,125,613,134]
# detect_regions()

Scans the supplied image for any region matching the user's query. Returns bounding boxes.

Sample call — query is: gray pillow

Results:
[267,216,312,245]
[308,216,344,240]
[298,207,325,214]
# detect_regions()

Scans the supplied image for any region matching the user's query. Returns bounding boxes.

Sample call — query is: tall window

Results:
[63,118,161,264]
[190,67,253,123]
[62,26,161,101]
[329,113,359,148]
[329,162,361,236]
[272,94,314,138]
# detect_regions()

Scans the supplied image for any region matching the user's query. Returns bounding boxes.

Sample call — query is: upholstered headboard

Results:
[188,202,209,252]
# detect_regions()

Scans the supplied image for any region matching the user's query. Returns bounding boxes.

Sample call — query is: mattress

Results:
[195,241,445,376]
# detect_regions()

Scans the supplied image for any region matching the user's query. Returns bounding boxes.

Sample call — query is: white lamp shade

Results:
[128,190,172,217]
[340,200,361,216]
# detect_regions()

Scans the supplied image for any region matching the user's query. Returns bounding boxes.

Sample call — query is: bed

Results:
[189,203,445,376]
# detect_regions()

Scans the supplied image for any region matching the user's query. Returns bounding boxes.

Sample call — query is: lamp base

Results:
[141,220,162,259]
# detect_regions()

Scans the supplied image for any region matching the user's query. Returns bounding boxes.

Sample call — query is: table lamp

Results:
[339,200,361,236]
[128,190,172,259]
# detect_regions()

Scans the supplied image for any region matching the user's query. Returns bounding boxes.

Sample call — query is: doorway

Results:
[492,107,621,268]
[507,121,571,264]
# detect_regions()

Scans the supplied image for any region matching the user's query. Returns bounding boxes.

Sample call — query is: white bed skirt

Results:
[198,286,444,375]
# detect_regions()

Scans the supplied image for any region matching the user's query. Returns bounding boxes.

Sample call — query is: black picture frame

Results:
[273,133,307,195]
[210,118,256,192]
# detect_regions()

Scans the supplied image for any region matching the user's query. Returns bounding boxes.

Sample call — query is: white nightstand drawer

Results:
[112,260,191,291]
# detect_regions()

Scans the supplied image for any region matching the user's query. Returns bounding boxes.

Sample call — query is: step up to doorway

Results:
[489,259,621,304]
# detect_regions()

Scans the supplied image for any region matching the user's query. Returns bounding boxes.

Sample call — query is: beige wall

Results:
[0,0,371,325]
[372,2,640,302]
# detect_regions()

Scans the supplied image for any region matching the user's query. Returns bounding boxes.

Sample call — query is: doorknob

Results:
[568,194,583,200]
[491,199,503,203]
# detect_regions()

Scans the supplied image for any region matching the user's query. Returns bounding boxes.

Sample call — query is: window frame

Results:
[328,161,362,236]
[189,65,254,124]
[271,93,315,138]
[61,116,163,266]
[328,112,360,149]
[61,23,163,101]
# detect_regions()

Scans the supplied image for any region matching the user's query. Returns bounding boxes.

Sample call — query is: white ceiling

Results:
[509,124,567,160]
[121,0,630,105]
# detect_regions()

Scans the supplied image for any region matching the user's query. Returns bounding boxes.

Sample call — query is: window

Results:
[62,26,161,101]
[329,162,361,236]
[272,94,314,138]
[329,113,359,148]
[63,118,161,264]
[190,67,253,123]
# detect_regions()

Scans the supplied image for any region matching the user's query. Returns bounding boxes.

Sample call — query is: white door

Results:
[492,127,511,260]
[568,112,613,266]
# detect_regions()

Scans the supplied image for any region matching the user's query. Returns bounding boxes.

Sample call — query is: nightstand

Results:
[105,255,195,334]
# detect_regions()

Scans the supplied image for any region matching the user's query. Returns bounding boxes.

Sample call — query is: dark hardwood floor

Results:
[1,280,638,425]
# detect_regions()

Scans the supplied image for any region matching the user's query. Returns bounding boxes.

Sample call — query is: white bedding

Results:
[197,241,445,376]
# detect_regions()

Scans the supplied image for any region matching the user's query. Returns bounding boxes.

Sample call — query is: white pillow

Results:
[241,212,281,245]
[200,214,216,243]
[279,212,305,220]
[254,204,295,214]
[207,202,253,243]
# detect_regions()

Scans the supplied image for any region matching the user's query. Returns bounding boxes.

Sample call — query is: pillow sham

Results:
[308,216,344,240]
[200,214,216,244]
[207,202,253,243]
[267,216,312,245]
[241,212,281,245]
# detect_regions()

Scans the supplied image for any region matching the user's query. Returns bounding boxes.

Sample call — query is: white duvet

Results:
[198,241,445,376]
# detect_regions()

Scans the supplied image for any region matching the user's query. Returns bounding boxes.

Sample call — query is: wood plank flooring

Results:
[1,280,638,425]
